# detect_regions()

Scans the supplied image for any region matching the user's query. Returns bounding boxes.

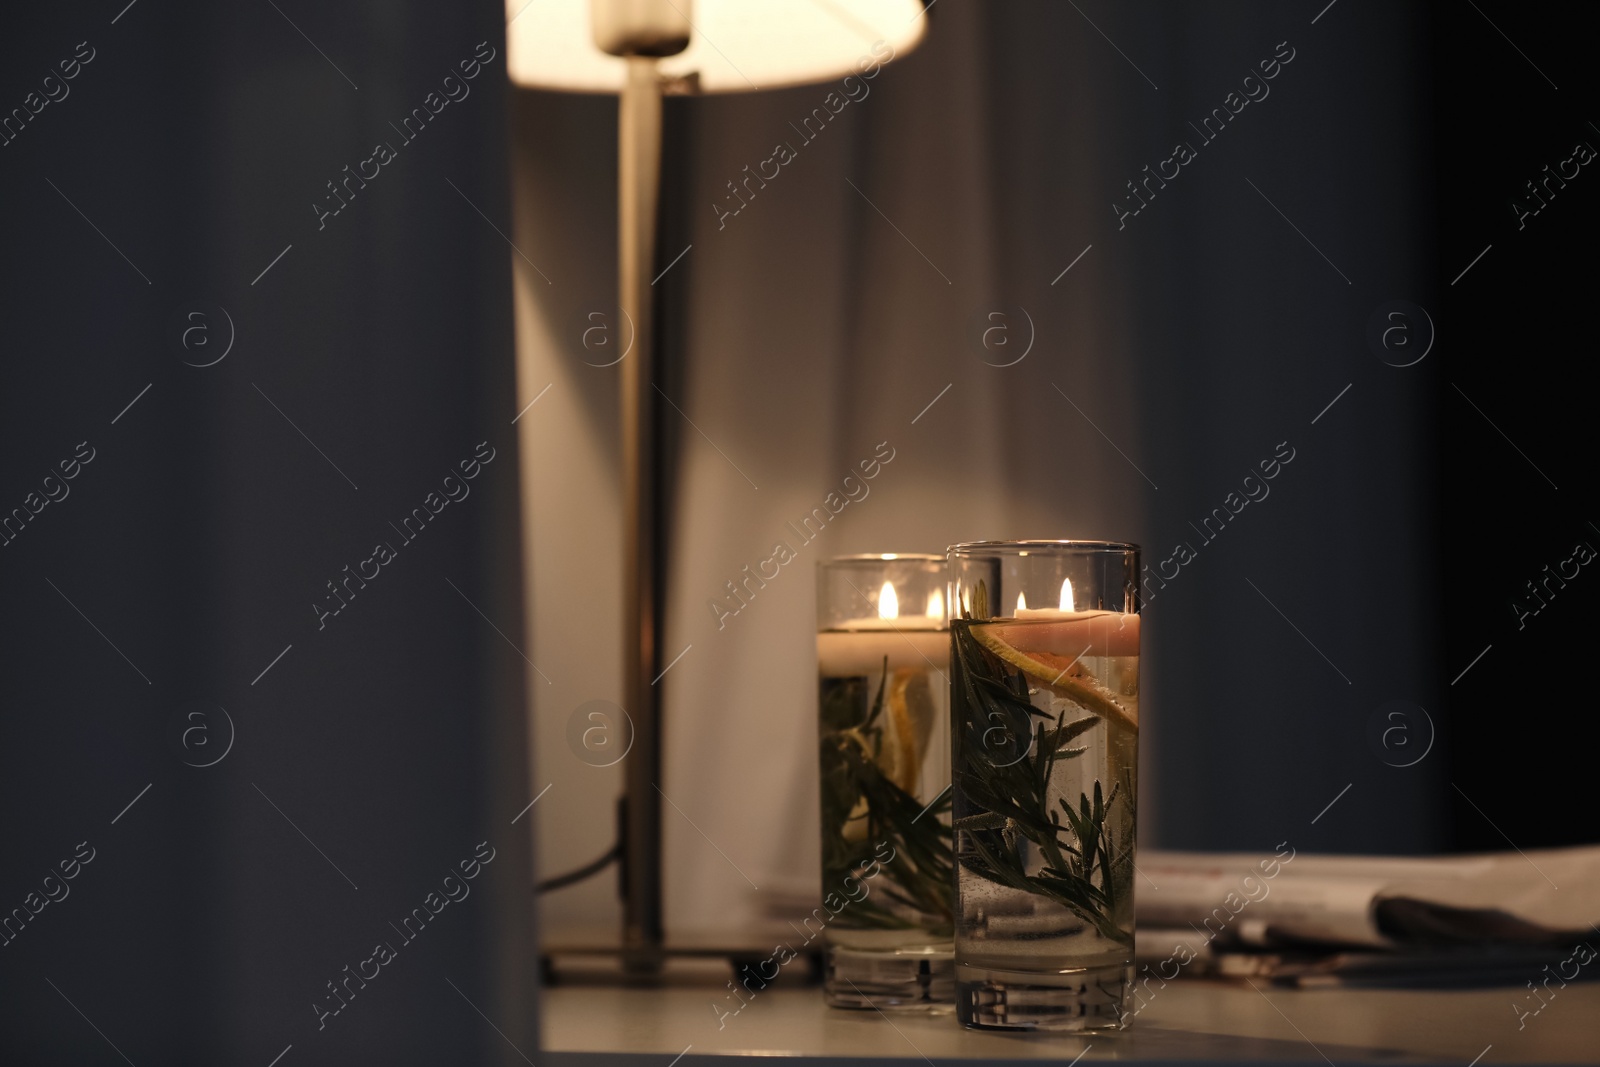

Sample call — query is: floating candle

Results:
[817,615,948,675]
[989,609,1140,658]
[818,575,950,675]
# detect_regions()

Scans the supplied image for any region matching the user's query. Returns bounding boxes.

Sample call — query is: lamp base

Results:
[541,937,825,987]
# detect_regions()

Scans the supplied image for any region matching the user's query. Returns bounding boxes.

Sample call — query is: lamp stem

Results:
[618,54,664,971]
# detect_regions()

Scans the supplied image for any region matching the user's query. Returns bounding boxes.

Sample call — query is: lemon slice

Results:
[970,625,1138,733]
[880,668,937,794]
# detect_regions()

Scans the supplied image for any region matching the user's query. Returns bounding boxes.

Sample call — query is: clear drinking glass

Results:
[816,555,954,1009]
[947,541,1140,1030]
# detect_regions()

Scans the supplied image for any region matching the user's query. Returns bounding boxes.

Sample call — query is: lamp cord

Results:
[534,841,622,894]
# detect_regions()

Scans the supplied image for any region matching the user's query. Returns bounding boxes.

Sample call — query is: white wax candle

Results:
[817,615,949,676]
[990,609,1139,657]
[830,615,943,631]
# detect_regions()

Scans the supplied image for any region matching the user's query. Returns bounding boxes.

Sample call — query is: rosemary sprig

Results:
[951,583,1134,948]
[820,656,955,932]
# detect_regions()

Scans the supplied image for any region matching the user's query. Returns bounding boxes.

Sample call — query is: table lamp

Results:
[506,0,928,974]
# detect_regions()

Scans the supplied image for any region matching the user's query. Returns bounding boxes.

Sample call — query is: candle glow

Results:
[1060,578,1075,612]
[878,581,899,620]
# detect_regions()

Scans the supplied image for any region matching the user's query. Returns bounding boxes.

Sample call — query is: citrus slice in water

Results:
[971,622,1138,733]
[880,668,937,794]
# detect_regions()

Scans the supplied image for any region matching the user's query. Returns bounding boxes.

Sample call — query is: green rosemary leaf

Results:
[819,655,954,932]
[1056,715,1101,746]
[973,674,1048,716]
[864,655,889,731]
[952,616,1135,949]
[971,580,990,621]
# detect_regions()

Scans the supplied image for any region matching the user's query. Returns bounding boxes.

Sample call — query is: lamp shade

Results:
[506,0,928,94]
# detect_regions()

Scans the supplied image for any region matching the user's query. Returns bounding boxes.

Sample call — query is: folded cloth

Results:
[1136,846,1600,951]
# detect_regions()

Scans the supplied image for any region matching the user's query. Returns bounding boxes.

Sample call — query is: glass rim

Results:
[948,539,1140,555]
[818,553,946,565]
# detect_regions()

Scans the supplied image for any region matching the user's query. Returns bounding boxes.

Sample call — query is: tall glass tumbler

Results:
[816,555,954,1009]
[947,541,1141,1030]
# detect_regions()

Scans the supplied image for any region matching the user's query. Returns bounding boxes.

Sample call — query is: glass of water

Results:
[947,541,1141,1030]
[816,554,954,1009]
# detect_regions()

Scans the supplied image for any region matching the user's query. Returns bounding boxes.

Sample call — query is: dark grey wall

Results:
[0,2,535,1063]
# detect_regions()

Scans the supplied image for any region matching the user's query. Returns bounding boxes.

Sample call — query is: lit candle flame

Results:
[878,581,899,620]
[1060,578,1075,612]
[1016,591,1027,613]
[926,590,944,619]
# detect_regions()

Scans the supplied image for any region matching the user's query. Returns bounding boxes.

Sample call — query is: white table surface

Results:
[541,977,1600,1064]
